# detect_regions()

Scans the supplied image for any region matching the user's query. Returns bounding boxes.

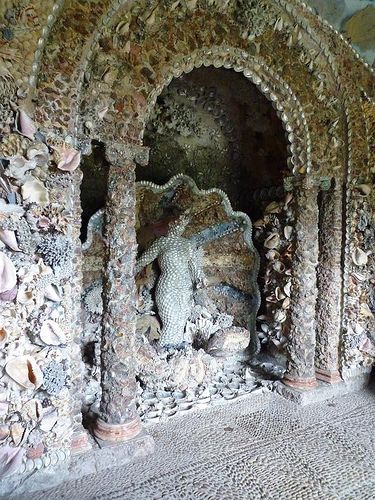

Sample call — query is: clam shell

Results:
[264,233,280,249]
[40,320,67,346]
[5,355,43,390]
[0,252,17,294]
[0,230,20,252]
[352,248,368,266]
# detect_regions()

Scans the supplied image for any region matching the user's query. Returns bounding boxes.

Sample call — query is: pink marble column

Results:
[93,142,148,442]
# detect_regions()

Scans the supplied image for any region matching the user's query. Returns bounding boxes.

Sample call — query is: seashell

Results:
[253,218,265,228]
[5,355,43,390]
[352,248,368,266]
[264,201,281,214]
[273,261,285,273]
[0,230,20,251]
[260,323,269,333]
[40,320,66,346]
[16,288,34,305]
[265,250,279,261]
[284,192,293,207]
[284,281,292,297]
[274,310,287,323]
[24,399,43,421]
[54,145,81,172]
[17,109,37,140]
[0,326,8,347]
[22,178,49,204]
[275,287,286,301]
[44,284,61,302]
[0,425,9,442]
[264,233,280,249]
[0,446,25,479]
[360,303,374,319]
[10,422,28,446]
[284,226,293,240]
[39,410,57,432]
[282,297,291,309]
[6,157,37,181]
[356,184,371,196]
[0,252,17,294]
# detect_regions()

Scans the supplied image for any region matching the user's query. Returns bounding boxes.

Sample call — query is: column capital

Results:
[105,141,149,167]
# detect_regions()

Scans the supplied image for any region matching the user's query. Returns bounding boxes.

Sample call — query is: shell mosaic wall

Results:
[0,0,373,489]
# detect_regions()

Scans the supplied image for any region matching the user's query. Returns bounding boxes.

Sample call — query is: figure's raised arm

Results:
[135,240,161,274]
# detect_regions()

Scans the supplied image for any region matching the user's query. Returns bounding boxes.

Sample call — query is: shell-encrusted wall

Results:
[0,111,82,481]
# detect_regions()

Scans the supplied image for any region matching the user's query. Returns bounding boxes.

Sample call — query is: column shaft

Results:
[284,179,319,389]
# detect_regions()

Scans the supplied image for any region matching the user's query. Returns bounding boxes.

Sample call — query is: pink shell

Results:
[18,109,37,140]
[56,147,81,172]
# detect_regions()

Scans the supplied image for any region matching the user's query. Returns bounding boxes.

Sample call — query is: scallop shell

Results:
[352,248,368,266]
[40,320,66,346]
[5,356,43,390]
[264,233,280,249]
[0,252,17,294]
[0,230,20,252]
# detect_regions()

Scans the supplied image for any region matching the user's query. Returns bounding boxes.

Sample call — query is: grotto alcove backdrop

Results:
[0,0,374,493]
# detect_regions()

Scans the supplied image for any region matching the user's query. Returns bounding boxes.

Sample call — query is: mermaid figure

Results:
[135,215,204,349]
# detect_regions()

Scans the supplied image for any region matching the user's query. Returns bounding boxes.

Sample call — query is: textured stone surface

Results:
[23,386,375,500]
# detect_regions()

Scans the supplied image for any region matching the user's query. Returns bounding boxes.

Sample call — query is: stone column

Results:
[93,142,149,442]
[315,179,343,383]
[283,176,320,389]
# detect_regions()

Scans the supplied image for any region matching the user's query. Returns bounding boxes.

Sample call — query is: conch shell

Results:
[0,252,17,294]
[5,356,43,390]
[40,320,66,346]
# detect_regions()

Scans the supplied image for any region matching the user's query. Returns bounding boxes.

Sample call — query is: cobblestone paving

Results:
[28,388,375,500]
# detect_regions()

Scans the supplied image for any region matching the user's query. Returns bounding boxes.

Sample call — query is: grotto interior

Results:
[0,0,374,497]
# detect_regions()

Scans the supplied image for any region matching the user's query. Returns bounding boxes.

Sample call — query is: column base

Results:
[283,374,317,390]
[93,417,142,443]
[315,367,342,384]
[71,429,93,455]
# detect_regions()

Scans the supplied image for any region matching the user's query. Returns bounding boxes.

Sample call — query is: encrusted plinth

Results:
[315,367,342,384]
[283,374,318,390]
[71,429,93,455]
[93,417,142,442]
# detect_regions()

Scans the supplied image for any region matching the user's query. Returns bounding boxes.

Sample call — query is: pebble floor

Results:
[26,387,375,500]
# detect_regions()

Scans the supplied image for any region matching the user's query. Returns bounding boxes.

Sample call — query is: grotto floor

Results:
[20,386,375,500]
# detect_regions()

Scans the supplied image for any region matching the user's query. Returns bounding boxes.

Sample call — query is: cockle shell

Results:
[21,178,49,204]
[40,320,66,346]
[264,233,280,249]
[0,230,20,252]
[352,248,368,266]
[5,356,43,390]
[0,252,17,294]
